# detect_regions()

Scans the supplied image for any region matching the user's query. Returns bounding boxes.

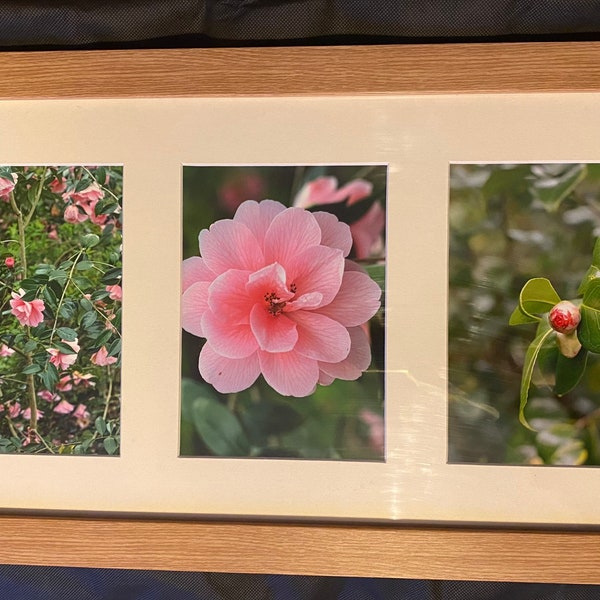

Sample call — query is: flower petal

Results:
[182,281,210,337]
[318,326,372,381]
[316,269,381,327]
[258,350,319,397]
[199,219,264,274]
[199,343,260,393]
[312,211,352,257]
[349,201,385,259]
[233,199,286,246]
[264,207,322,266]
[202,310,258,359]
[207,269,252,325]
[285,245,344,307]
[250,304,298,353]
[334,179,373,206]
[288,310,350,363]
[293,176,338,208]
[182,256,214,292]
[245,263,293,303]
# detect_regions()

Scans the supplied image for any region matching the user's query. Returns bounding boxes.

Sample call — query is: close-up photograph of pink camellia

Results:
[180,165,386,460]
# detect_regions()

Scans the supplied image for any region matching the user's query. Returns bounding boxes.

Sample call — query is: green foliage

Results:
[449,163,600,466]
[0,165,122,455]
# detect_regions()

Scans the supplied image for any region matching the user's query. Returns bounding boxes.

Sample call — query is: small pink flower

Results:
[22,407,44,421]
[49,176,67,194]
[4,256,14,269]
[53,399,75,414]
[182,199,381,397]
[56,375,73,392]
[47,339,80,371]
[65,181,104,207]
[72,403,91,429]
[47,226,59,241]
[7,401,21,419]
[0,344,15,357]
[10,291,45,327]
[106,284,122,301]
[37,390,60,403]
[0,173,17,201]
[63,204,87,224]
[359,409,385,455]
[91,346,117,366]
[72,371,96,387]
[294,177,384,259]
[22,428,41,446]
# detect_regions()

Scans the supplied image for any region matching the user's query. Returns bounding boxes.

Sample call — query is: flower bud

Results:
[549,300,581,334]
[4,256,14,268]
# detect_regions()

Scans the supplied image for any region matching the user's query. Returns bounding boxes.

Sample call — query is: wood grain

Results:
[0,42,599,99]
[1,43,600,582]
[0,516,598,583]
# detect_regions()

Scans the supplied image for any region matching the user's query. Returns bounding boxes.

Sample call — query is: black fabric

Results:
[1,0,600,49]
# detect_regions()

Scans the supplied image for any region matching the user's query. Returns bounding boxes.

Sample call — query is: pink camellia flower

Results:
[182,199,382,397]
[22,407,43,421]
[72,370,96,387]
[106,284,122,301]
[0,173,17,201]
[47,339,80,371]
[7,401,21,419]
[72,403,91,429]
[0,344,15,357]
[49,176,67,194]
[91,345,118,366]
[37,390,60,403]
[65,181,104,207]
[53,399,75,415]
[63,204,87,224]
[293,176,385,259]
[4,256,14,268]
[9,291,45,327]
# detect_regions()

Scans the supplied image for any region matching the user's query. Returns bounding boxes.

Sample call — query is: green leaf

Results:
[22,364,41,375]
[103,437,118,455]
[56,327,78,341]
[95,416,107,436]
[80,311,98,329]
[22,340,37,353]
[181,378,250,456]
[79,298,94,312]
[94,329,112,347]
[554,348,588,396]
[239,397,304,439]
[578,238,600,295]
[80,234,100,249]
[519,326,555,430]
[511,278,561,325]
[75,261,93,271]
[532,163,587,211]
[579,279,600,353]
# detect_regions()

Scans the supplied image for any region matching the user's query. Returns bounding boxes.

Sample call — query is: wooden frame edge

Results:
[0,42,599,99]
[0,516,599,583]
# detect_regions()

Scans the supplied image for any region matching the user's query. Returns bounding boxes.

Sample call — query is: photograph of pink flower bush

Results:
[181,165,386,460]
[0,166,122,455]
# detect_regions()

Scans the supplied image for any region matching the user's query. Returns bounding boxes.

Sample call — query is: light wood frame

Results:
[0,42,600,583]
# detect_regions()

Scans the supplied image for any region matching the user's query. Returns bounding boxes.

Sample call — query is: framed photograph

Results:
[1,43,600,581]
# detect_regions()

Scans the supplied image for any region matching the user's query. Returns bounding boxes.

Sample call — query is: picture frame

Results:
[1,42,600,582]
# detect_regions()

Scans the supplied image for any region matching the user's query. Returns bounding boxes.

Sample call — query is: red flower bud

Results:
[549,301,581,334]
[4,256,14,269]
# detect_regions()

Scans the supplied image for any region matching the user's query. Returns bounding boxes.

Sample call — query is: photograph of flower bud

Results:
[181,165,386,460]
[449,163,600,466]
[0,166,122,455]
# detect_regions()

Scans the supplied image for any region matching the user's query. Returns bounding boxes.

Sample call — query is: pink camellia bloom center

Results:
[182,199,382,397]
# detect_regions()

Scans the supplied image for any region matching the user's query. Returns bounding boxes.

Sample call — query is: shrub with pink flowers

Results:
[0,165,122,455]
[181,165,385,460]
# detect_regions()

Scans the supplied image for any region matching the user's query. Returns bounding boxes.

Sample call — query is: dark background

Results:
[2,1,600,598]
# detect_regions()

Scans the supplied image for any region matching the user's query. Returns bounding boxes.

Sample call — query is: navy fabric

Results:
[0,567,597,599]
